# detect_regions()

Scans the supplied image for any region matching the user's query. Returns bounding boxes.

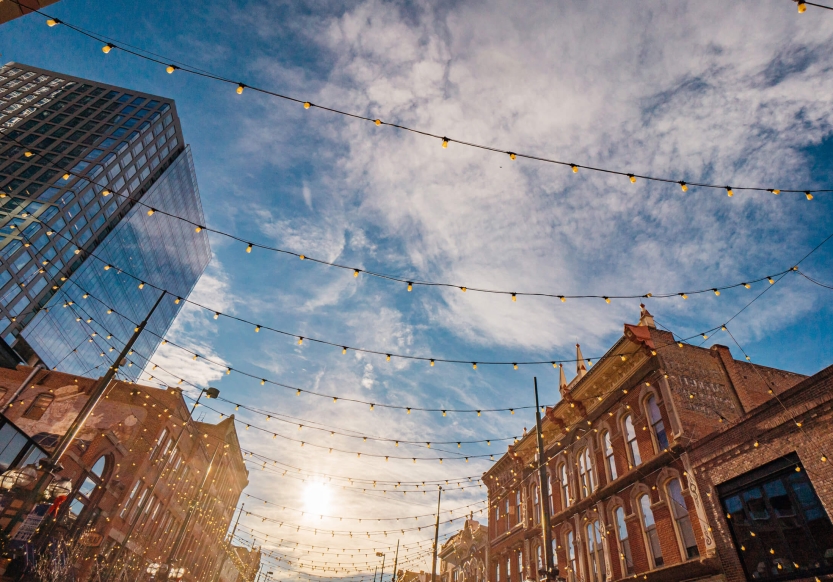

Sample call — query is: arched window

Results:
[646,396,669,451]
[496,562,500,582]
[578,448,595,498]
[23,393,53,420]
[67,454,109,527]
[623,415,641,467]
[639,494,664,567]
[667,479,699,559]
[551,538,558,570]
[614,506,634,575]
[602,431,617,481]
[506,557,511,582]
[548,475,554,514]
[504,498,510,531]
[517,551,524,580]
[586,520,605,582]
[536,544,543,570]
[532,485,540,524]
[559,463,570,509]
[566,530,578,582]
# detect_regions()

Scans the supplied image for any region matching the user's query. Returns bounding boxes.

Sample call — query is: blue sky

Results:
[4,0,833,577]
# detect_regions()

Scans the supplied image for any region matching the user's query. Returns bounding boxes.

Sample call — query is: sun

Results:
[302,481,332,517]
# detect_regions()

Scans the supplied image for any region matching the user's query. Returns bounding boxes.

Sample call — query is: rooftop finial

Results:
[576,344,587,379]
[639,303,656,328]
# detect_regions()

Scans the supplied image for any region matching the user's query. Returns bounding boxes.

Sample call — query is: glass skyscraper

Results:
[0,62,210,381]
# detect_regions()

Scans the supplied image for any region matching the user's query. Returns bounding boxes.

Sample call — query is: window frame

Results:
[585,519,606,582]
[645,394,669,452]
[22,392,53,420]
[623,415,642,468]
[665,477,699,560]
[602,430,617,482]
[612,505,634,576]
[638,493,664,568]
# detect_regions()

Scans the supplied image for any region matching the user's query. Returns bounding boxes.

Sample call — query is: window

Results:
[646,395,669,451]
[624,415,641,467]
[149,428,168,460]
[578,448,595,498]
[667,479,699,559]
[504,498,510,531]
[515,490,521,523]
[68,455,108,527]
[495,563,500,582]
[719,454,833,581]
[533,485,540,524]
[559,463,570,508]
[119,481,140,519]
[639,494,664,567]
[551,538,558,570]
[602,431,617,481]
[586,520,605,582]
[614,506,634,575]
[506,558,511,582]
[566,531,578,582]
[536,545,543,570]
[548,475,554,514]
[23,393,53,420]
[517,551,523,581]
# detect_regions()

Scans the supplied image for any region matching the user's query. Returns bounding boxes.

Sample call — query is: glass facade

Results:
[0,62,210,381]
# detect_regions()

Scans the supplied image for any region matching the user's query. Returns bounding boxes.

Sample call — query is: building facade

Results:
[483,306,833,582]
[0,364,249,581]
[0,0,62,26]
[439,519,488,582]
[0,62,210,380]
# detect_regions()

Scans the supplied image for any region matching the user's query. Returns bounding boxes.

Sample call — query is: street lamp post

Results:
[376,551,386,582]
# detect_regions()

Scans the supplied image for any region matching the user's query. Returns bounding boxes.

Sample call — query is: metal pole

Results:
[167,441,222,565]
[3,291,166,535]
[1,363,43,409]
[105,386,217,582]
[373,566,378,582]
[380,553,386,582]
[534,377,557,581]
[391,540,400,582]
[430,487,442,582]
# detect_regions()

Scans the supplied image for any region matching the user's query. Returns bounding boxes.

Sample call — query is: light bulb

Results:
[342,347,347,354]
[604,297,610,304]
[303,102,311,109]
[407,282,412,291]
[477,411,481,417]
[47,18,59,26]
[246,244,252,253]
[24,151,34,158]
[713,289,720,296]
[768,277,775,284]
[62,173,70,180]
[214,312,220,319]
[386,354,391,362]
[103,265,111,271]
[255,325,260,332]
[370,404,374,411]
[147,208,155,216]
[298,337,303,345]
[509,152,516,160]
[679,181,688,192]
[237,84,245,94]
[353,269,359,277]
[138,282,145,289]
[571,164,578,173]
[806,191,813,200]
[726,187,733,197]
[166,65,176,74]
[461,286,467,292]
[678,342,684,348]
[406,409,411,415]
[702,334,708,340]
[261,379,266,385]
[628,174,636,184]
[102,44,114,54]
[743,283,750,289]
[472,363,477,370]
[174,297,181,304]
[798,0,806,12]
[195,226,202,233]
[680,293,688,299]
[375,119,381,126]
[442,138,449,148]
[430,359,435,367]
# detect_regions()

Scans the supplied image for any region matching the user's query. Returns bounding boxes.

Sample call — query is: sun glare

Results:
[302,481,332,517]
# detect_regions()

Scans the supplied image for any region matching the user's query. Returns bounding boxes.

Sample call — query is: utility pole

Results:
[3,291,166,536]
[391,539,400,582]
[430,487,442,582]
[534,377,557,581]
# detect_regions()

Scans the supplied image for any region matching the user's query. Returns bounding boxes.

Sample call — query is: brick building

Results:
[483,306,833,582]
[0,364,250,581]
[439,519,488,582]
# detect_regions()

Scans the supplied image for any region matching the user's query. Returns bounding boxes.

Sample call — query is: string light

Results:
[628,174,637,183]
[102,43,114,54]
[166,65,177,73]
[679,181,688,192]
[798,0,807,11]
[46,17,59,26]
[237,83,245,94]
[442,138,449,148]
[726,186,734,197]
[147,208,156,216]
[246,244,253,253]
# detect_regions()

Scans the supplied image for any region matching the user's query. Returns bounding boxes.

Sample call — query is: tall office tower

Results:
[0,0,62,25]
[0,62,210,381]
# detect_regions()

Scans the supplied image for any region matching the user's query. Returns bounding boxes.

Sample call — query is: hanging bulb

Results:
[442,138,449,148]
[713,289,720,296]
[255,325,260,332]
[62,173,70,181]
[375,119,382,126]
[570,164,578,173]
[509,152,516,160]
[298,337,303,345]
[806,191,813,200]
[47,18,60,26]
[513,363,518,370]
[477,410,481,417]
[768,277,775,284]
[342,346,347,354]
[628,174,637,184]
[560,296,566,302]
[769,189,781,195]
[147,208,155,216]
[430,359,435,367]
[678,342,684,348]
[726,186,734,197]
[680,293,688,299]
[195,226,202,233]
[406,408,411,415]
[353,269,360,277]
[604,296,610,304]
[103,264,111,271]
[679,181,688,192]
[460,286,467,292]
[370,404,374,411]
[174,297,181,304]
[702,333,709,340]
[102,44,114,54]
[386,354,391,362]
[246,244,252,253]
[472,363,477,370]
[214,312,220,319]
[303,102,311,109]
[138,282,145,289]
[511,293,517,302]
[798,0,807,12]
[261,379,266,385]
